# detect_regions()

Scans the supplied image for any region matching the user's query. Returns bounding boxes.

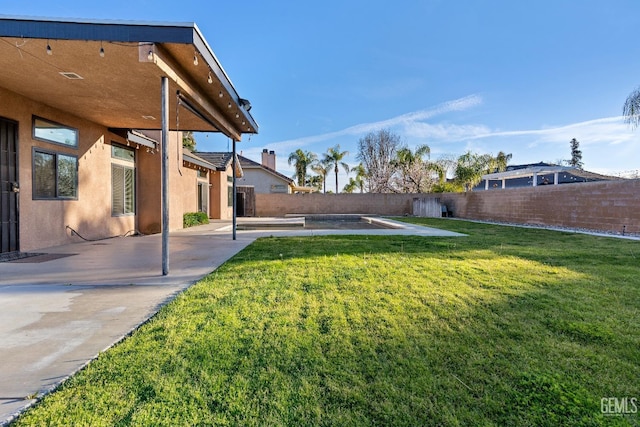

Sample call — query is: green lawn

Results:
[13,219,639,426]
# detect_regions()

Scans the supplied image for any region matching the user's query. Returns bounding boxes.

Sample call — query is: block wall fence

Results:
[255,179,640,234]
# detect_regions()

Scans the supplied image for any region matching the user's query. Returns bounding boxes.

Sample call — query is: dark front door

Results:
[236,192,245,217]
[0,117,19,254]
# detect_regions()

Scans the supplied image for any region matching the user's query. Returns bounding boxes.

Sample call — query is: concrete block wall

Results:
[439,179,640,234]
[255,179,640,234]
[255,193,417,216]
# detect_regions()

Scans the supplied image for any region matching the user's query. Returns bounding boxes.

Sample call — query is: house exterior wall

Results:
[238,168,291,194]
[0,86,138,251]
[255,179,640,234]
[210,171,223,219]
[0,86,197,252]
[208,165,234,220]
[137,135,162,235]
[176,164,211,219]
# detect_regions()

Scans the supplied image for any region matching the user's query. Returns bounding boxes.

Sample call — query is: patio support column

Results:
[532,173,538,187]
[232,139,237,240]
[554,171,559,185]
[161,76,170,275]
[501,179,506,189]
[485,179,489,190]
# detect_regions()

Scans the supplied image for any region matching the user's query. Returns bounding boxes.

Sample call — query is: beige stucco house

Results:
[237,150,295,194]
[0,16,257,257]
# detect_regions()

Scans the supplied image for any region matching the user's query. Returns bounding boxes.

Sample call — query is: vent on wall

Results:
[59,72,84,80]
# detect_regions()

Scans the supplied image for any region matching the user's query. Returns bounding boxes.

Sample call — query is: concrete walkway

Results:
[0,219,462,424]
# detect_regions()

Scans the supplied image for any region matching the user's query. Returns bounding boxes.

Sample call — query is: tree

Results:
[305,175,323,191]
[390,144,432,193]
[494,151,512,172]
[427,154,463,193]
[342,177,358,193]
[182,131,197,151]
[287,149,317,187]
[454,151,494,191]
[567,138,583,169]
[623,87,640,129]
[311,160,330,193]
[356,129,401,193]
[351,163,367,193]
[324,145,349,194]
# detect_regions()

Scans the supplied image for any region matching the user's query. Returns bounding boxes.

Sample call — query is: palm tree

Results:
[287,149,317,187]
[494,151,512,172]
[311,160,330,193]
[351,163,367,193]
[306,175,323,191]
[427,161,446,185]
[324,145,349,193]
[623,87,640,129]
[343,178,358,193]
[454,151,494,191]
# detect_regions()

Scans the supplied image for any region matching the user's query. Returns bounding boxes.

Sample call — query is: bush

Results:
[183,212,209,228]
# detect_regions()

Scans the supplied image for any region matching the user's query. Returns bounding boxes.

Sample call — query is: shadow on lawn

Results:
[216,225,639,425]
[12,220,639,426]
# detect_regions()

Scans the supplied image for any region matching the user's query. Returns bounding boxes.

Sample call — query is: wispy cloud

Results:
[404,115,635,146]
[469,116,635,146]
[266,94,483,151]
[251,96,638,176]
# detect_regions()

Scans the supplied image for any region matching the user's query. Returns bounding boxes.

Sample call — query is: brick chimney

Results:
[261,149,276,170]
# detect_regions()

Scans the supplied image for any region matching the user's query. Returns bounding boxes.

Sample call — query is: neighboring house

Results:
[0,16,257,255]
[476,163,623,190]
[238,149,295,194]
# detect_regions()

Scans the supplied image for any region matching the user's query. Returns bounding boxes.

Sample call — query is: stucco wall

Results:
[0,86,139,251]
[0,86,199,252]
[137,135,162,235]
[256,179,640,234]
[209,166,234,220]
[134,130,192,232]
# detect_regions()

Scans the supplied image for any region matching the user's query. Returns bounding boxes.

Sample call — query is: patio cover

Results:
[0,16,258,140]
[0,15,258,274]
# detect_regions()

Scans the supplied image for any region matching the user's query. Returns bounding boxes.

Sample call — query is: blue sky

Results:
[5,0,640,188]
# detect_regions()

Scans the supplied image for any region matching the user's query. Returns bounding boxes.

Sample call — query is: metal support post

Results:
[161,77,170,275]
[232,139,237,240]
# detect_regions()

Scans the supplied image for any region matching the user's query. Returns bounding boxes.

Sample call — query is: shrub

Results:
[183,212,209,228]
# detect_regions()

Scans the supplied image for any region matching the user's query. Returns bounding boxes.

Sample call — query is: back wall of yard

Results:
[255,179,640,234]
